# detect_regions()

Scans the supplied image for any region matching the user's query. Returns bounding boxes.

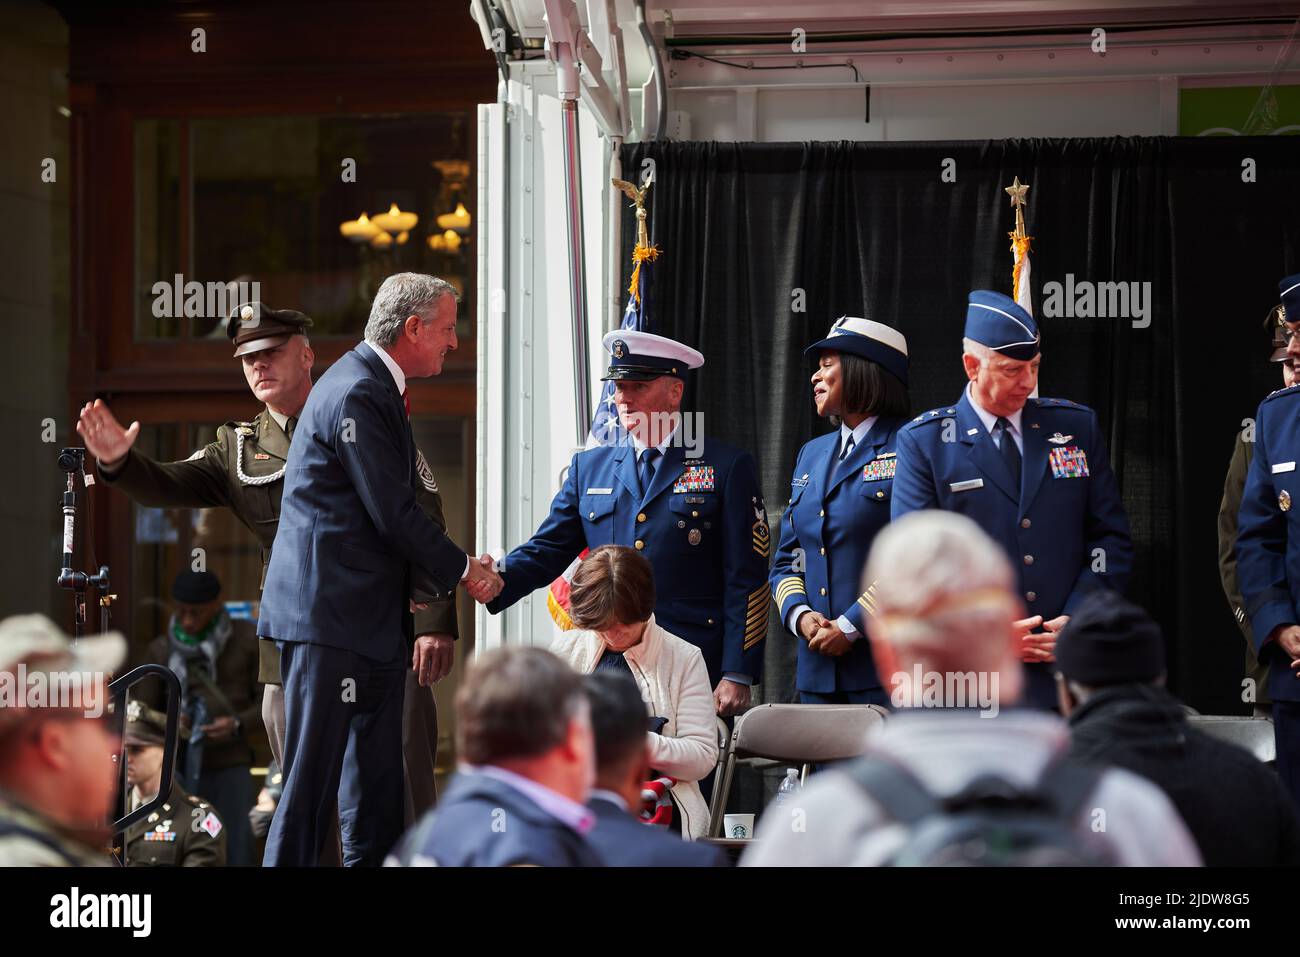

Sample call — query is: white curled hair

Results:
[962,337,994,368]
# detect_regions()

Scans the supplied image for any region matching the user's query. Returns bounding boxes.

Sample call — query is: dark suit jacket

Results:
[390,771,605,867]
[257,342,467,660]
[585,795,727,867]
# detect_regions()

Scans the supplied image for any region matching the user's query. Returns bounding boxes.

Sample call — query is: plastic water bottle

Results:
[773,768,801,809]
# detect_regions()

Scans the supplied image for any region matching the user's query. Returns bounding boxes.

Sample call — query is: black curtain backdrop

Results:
[621,137,1300,715]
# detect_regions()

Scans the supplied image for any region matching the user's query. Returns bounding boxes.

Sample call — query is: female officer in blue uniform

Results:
[770,317,911,705]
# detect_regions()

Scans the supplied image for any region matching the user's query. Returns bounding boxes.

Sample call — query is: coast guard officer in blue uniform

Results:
[891,291,1133,709]
[488,330,770,717]
[771,317,912,705]
[1236,272,1300,807]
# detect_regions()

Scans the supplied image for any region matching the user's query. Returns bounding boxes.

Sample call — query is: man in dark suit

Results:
[387,648,603,867]
[584,671,726,867]
[259,273,501,866]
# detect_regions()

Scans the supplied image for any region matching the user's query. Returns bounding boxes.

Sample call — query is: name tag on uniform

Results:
[1273,462,1296,474]
[585,487,614,495]
[950,479,984,493]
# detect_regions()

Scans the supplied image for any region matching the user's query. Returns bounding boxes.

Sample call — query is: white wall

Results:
[477,64,619,649]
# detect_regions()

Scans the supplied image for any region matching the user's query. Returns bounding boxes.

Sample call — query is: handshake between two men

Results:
[461,554,502,604]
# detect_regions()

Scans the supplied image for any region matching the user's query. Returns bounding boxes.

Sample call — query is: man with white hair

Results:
[742,511,1198,867]
[259,273,503,866]
[890,290,1133,709]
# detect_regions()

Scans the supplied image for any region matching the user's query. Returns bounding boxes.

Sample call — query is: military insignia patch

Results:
[254,452,270,460]
[673,465,715,492]
[416,450,439,493]
[862,458,896,482]
[1048,446,1090,478]
[200,812,223,838]
[1282,490,1292,513]
[752,514,770,558]
[144,831,176,843]
[612,339,626,359]
[744,585,768,651]
[1046,432,1074,445]
[687,528,703,546]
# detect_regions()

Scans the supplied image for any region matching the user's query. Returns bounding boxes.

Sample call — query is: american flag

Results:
[587,267,650,447]
[548,223,658,629]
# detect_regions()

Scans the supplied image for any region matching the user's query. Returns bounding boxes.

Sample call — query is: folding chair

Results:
[1186,714,1276,763]
[706,704,887,837]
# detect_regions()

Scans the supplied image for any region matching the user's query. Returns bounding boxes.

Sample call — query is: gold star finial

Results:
[1005,176,1030,208]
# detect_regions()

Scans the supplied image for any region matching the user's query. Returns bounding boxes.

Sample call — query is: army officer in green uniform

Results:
[122,700,226,866]
[76,302,459,842]
[1219,303,1296,715]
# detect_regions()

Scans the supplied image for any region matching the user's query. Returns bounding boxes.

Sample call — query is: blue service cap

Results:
[804,316,909,386]
[600,330,704,382]
[1281,273,1300,324]
[964,290,1041,361]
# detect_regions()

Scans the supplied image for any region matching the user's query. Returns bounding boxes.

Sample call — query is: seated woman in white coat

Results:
[551,545,719,839]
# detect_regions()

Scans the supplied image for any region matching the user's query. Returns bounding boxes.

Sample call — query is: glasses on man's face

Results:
[1282,325,1300,343]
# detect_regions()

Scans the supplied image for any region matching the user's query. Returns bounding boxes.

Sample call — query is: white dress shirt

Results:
[965,382,1023,454]
[363,339,469,580]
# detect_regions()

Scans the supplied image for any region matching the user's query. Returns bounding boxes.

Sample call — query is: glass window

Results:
[134,113,475,342]
[127,423,263,662]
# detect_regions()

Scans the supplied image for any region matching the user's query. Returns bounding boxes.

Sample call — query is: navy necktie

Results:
[830,435,855,485]
[638,448,659,497]
[997,417,1021,488]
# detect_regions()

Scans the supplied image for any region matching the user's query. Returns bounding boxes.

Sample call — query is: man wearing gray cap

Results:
[0,614,124,866]
[1056,592,1300,866]
[743,512,1196,867]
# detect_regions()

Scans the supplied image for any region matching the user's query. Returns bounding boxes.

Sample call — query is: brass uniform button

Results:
[691,510,699,518]
[819,587,827,596]
[637,512,647,523]
[875,491,884,499]
[1026,591,1037,602]
[588,511,595,519]
[635,540,645,550]
[819,547,825,555]
[707,618,715,626]
[1021,518,1031,528]
[819,509,825,517]
[1023,555,1034,566]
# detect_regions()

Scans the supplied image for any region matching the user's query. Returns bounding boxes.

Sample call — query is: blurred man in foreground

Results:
[0,614,124,866]
[388,647,602,867]
[743,511,1198,867]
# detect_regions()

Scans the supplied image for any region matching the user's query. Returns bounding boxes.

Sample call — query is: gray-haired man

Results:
[259,273,501,866]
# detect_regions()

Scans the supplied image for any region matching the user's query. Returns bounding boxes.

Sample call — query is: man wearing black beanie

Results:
[1057,592,1300,866]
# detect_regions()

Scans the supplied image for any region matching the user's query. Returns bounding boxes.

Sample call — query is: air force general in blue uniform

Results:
[487,331,770,695]
[1236,273,1300,808]
[771,317,912,704]
[890,291,1133,709]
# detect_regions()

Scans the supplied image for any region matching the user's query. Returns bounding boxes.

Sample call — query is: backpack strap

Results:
[1035,757,1104,823]
[841,756,941,826]
[0,817,85,866]
[842,754,1102,828]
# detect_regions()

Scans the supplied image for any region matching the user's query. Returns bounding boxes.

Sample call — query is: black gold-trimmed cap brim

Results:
[600,365,674,382]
